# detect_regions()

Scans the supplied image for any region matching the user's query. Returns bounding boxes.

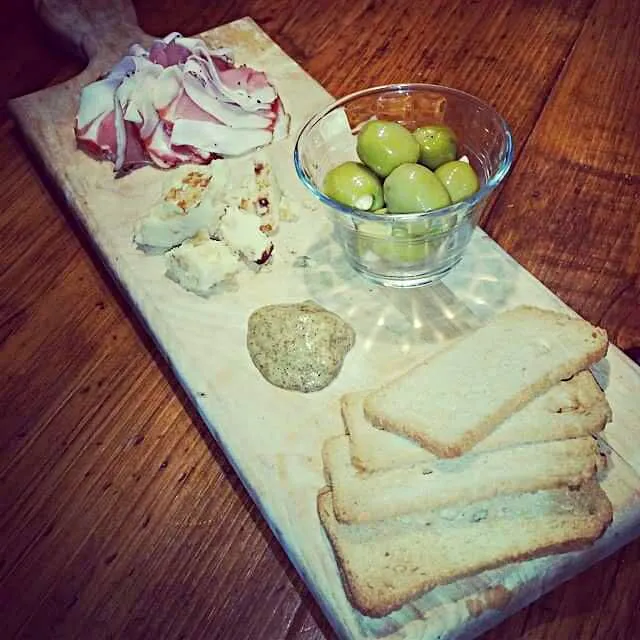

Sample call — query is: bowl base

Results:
[347,256,463,288]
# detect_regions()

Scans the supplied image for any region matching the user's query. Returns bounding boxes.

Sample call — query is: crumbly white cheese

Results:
[252,151,280,232]
[134,163,229,249]
[165,231,241,295]
[219,206,273,263]
[216,152,281,234]
[134,199,225,249]
[137,153,284,295]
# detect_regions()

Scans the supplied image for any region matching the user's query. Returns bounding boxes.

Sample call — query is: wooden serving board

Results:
[9,2,640,638]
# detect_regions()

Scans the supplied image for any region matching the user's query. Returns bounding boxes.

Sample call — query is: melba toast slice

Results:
[363,306,608,457]
[318,481,613,618]
[322,434,603,523]
[344,371,611,472]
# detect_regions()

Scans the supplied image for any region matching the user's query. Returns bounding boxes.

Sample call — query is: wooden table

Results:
[2,0,639,638]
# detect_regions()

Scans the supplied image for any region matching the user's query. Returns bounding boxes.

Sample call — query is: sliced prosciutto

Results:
[74,33,289,176]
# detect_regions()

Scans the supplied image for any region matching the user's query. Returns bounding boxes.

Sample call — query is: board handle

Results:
[34,0,149,62]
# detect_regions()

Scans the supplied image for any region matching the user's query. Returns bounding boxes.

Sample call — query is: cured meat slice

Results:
[75,33,289,176]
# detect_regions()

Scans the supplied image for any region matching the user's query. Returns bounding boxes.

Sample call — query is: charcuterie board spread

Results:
[9,9,640,640]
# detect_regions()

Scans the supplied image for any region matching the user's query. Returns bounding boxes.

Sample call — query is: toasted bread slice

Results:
[363,306,608,457]
[344,370,611,472]
[317,481,612,617]
[322,434,603,523]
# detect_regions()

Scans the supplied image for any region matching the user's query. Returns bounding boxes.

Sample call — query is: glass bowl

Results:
[293,83,514,287]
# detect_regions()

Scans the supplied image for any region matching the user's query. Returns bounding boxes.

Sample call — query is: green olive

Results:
[435,160,481,203]
[322,161,384,210]
[394,217,455,239]
[413,125,458,170]
[356,221,428,264]
[383,163,452,213]
[356,120,420,178]
[356,220,390,259]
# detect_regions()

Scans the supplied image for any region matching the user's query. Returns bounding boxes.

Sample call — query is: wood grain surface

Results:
[1,1,639,639]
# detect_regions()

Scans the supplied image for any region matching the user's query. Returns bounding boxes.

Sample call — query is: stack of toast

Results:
[318,305,614,618]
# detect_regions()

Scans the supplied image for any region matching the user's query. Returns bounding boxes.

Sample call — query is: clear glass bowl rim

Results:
[293,82,515,223]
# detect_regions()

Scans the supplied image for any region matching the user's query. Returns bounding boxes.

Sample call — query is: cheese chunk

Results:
[252,152,281,232]
[219,206,273,263]
[134,200,224,249]
[134,164,229,249]
[165,232,241,295]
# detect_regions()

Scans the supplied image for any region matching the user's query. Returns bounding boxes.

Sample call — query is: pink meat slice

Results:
[76,110,117,161]
[217,64,272,93]
[121,121,151,172]
[145,120,211,169]
[74,32,289,175]
[148,40,191,68]
[165,86,225,125]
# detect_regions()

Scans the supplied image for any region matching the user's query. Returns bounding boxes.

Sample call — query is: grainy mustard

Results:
[247,300,356,393]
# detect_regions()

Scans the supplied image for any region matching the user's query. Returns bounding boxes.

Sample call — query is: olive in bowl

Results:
[294,83,514,287]
[356,120,420,177]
